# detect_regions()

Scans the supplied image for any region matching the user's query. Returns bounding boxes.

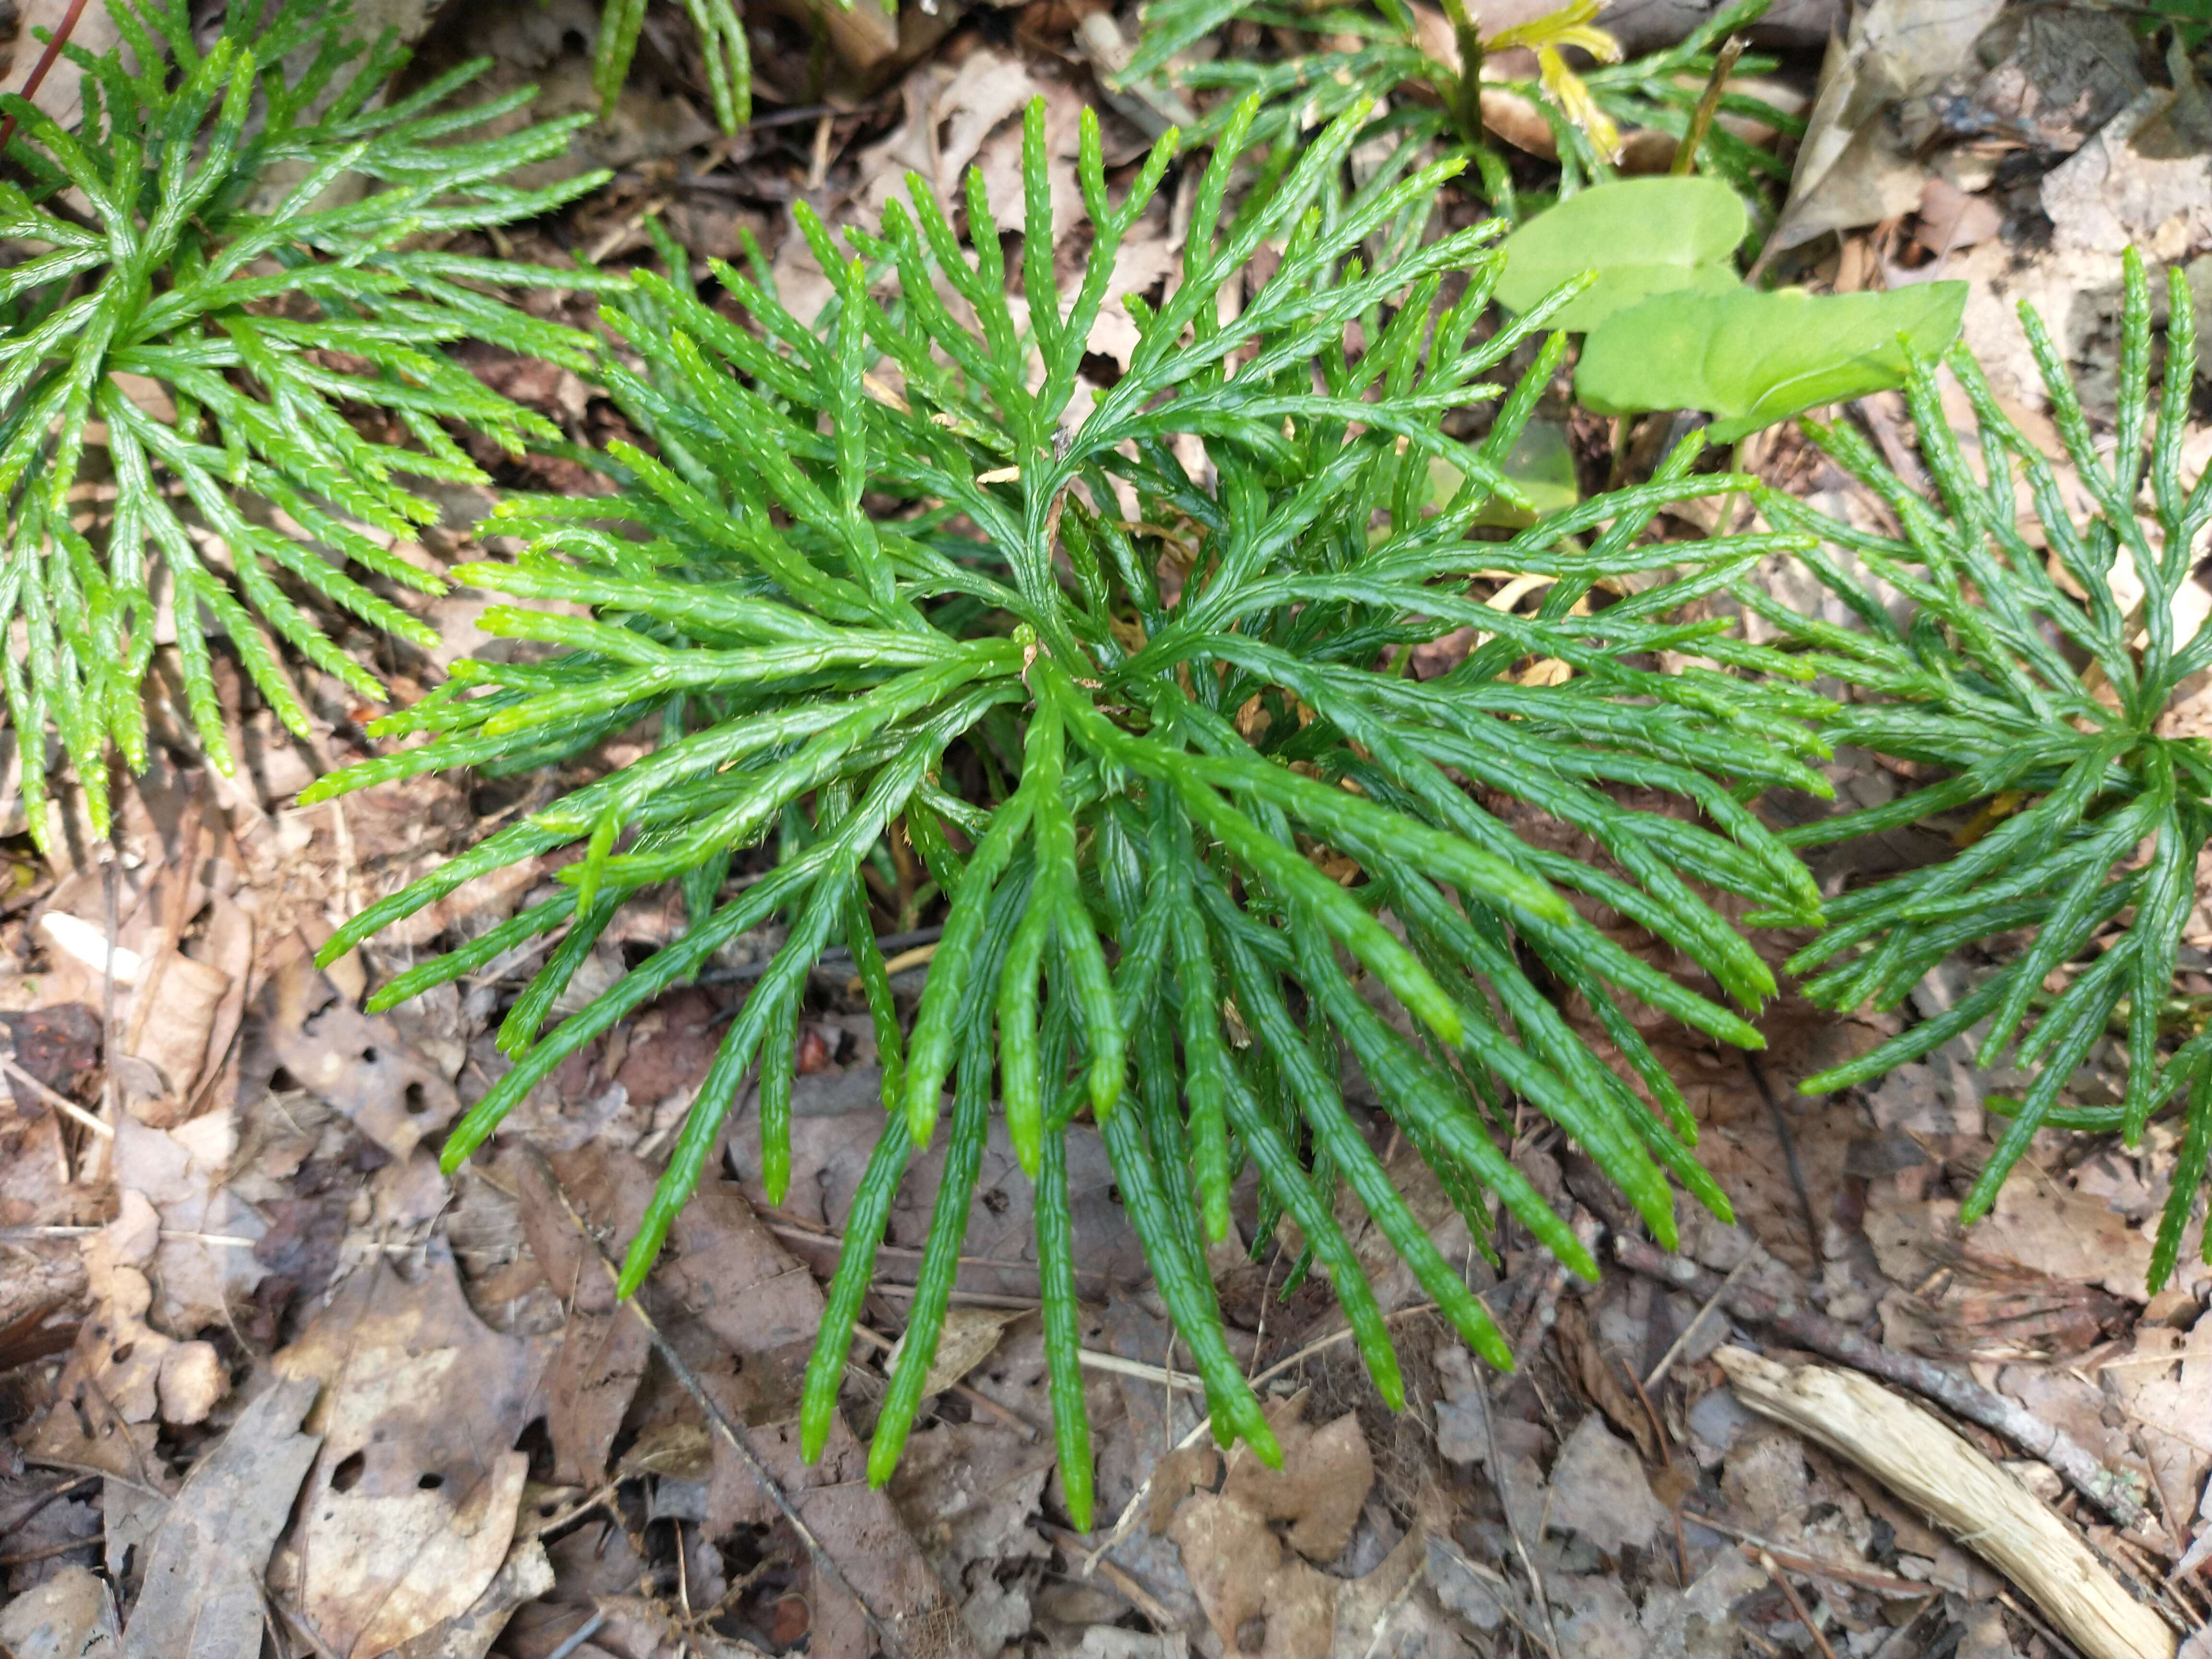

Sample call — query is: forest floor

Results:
[1,0,2211,1656]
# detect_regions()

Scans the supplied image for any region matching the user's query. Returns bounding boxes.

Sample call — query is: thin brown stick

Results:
[523,1148,906,1659]
[1612,1234,2147,1527]
[0,1472,96,1537]
[1038,1522,1178,1631]
[1744,1054,1821,1279]
[0,0,91,153]
[1756,1550,1841,1659]
[1670,34,1747,176]
[0,1533,99,1565]
[1471,1349,1562,1659]
[0,1056,112,1139]
[1644,1257,1745,1391]
[1679,1511,1929,1596]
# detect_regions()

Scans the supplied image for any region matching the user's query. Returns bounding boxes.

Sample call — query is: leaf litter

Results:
[2,0,2212,1653]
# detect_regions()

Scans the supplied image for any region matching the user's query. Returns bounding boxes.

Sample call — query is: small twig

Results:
[0,1533,99,1565]
[1613,1234,2149,1528]
[261,1585,342,1659]
[525,1479,620,1539]
[0,0,92,153]
[1644,1257,1748,1391]
[850,940,936,992]
[1075,1348,1206,1392]
[0,1056,112,1139]
[1475,1353,1562,1658]
[1756,1551,1841,1659]
[703,925,944,986]
[1744,1054,1821,1279]
[1670,34,1747,176]
[524,1148,906,1658]
[0,1473,96,1537]
[545,1609,610,1659]
[1680,1512,1929,1596]
[1038,1523,1177,1630]
[1429,1538,1560,1659]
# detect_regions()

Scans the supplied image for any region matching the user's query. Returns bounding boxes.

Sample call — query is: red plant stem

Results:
[0,0,95,155]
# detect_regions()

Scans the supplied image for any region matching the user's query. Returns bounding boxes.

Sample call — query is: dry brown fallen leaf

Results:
[1219,1391,1373,1564]
[1166,1391,1418,1659]
[1769,0,2008,251]
[1546,1413,1670,1557]
[2041,85,2212,258]
[890,1423,1058,1649]
[121,1375,323,1659]
[387,1535,556,1659]
[886,1304,1029,1398]
[106,1111,266,1336]
[273,1247,546,1659]
[75,1190,227,1428]
[506,1149,652,1490]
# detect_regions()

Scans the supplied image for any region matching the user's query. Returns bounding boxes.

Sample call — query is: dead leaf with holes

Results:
[121,1375,322,1659]
[272,1244,548,1659]
[261,930,461,1160]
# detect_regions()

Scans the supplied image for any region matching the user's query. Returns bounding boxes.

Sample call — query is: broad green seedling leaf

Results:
[1495,177,1745,332]
[1575,282,1968,441]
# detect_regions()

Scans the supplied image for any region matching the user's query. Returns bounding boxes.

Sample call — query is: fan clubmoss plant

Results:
[0,0,625,842]
[1741,250,2212,1290]
[304,96,1835,1509]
